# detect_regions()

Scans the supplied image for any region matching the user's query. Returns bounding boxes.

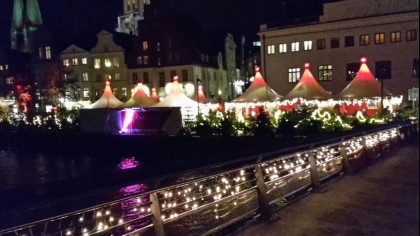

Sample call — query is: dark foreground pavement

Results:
[232,139,419,236]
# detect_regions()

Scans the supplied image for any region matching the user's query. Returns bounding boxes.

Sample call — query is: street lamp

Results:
[196,76,201,117]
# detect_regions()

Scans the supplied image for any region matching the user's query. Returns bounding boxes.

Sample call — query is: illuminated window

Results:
[413,59,419,78]
[0,65,3,71]
[63,59,70,67]
[279,43,287,53]
[143,41,149,50]
[267,45,275,54]
[38,47,44,59]
[82,57,88,64]
[406,29,417,41]
[390,31,401,43]
[159,72,165,87]
[72,58,78,66]
[157,42,161,52]
[291,42,299,52]
[317,39,326,49]
[346,63,360,81]
[82,72,89,82]
[94,59,101,69]
[345,36,354,47]
[288,68,301,83]
[122,87,128,98]
[374,33,385,44]
[104,58,112,68]
[375,61,391,80]
[360,34,370,45]
[45,46,51,59]
[113,57,120,67]
[104,74,111,81]
[144,56,149,65]
[304,41,312,51]
[6,77,13,85]
[83,88,90,98]
[5,64,8,70]
[143,72,149,83]
[137,56,143,65]
[132,73,138,83]
[330,38,340,48]
[115,73,120,81]
[182,70,188,82]
[318,65,333,81]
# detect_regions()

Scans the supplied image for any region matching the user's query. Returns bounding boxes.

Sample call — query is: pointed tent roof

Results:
[123,82,157,107]
[151,88,160,103]
[232,67,281,102]
[284,63,332,100]
[337,57,393,99]
[89,81,124,108]
[153,76,198,107]
[197,85,208,104]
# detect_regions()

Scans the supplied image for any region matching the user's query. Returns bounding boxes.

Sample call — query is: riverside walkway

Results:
[231,138,419,236]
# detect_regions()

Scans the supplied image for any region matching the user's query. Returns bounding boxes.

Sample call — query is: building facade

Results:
[116,0,151,35]
[259,0,419,102]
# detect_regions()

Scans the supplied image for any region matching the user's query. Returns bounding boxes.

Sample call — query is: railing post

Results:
[255,162,272,220]
[308,149,324,193]
[150,192,165,236]
[339,140,352,175]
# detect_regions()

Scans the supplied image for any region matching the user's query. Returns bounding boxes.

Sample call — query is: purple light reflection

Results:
[118,157,139,170]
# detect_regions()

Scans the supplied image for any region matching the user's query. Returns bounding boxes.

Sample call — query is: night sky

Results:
[0,0,326,50]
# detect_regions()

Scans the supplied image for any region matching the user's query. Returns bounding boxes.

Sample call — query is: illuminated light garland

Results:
[355,111,367,123]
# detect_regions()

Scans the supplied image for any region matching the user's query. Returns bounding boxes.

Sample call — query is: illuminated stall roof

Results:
[124,82,157,107]
[89,81,124,108]
[337,57,393,99]
[197,84,208,104]
[232,67,281,102]
[284,63,332,100]
[151,88,160,103]
[153,76,198,107]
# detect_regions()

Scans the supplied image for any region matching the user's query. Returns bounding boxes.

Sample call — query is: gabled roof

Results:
[124,82,157,107]
[337,57,393,99]
[89,81,124,108]
[232,67,281,102]
[152,76,198,107]
[60,44,89,55]
[284,63,332,100]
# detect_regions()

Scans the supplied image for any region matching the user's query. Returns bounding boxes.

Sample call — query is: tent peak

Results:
[360,57,367,64]
[255,66,260,73]
[304,62,310,69]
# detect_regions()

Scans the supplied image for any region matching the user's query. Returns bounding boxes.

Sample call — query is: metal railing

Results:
[0,122,418,236]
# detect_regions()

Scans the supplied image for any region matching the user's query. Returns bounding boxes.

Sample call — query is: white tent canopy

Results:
[153,76,198,108]
[124,83,157,107]
[232,68,281,102]
[88,81,124,108]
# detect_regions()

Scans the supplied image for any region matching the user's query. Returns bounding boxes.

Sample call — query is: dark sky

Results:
[0,0,325,50]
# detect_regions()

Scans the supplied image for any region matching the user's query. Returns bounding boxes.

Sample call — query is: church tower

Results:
[10,0,43,53]
[116,0,151,36]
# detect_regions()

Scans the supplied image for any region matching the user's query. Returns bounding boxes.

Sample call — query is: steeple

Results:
[10,0,43,53]
[116,0,151,35]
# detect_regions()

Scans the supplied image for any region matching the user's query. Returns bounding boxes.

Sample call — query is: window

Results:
[391,31,401,43]
[144,56,149,65]
[330,38,340,48]
[182,70,188,82]
[104,58,112,68]
[63,59,70,67]
[113,88,118,97]
[5,64,8,70]
[413,59,419,78]
[374,33,385,44]
[82,57,88,65]
[360,34,370,45]
[45,46,51,59]
[288,68,301,83]
[83,88,90,98]
[143,72,149,83]
[72,58,78,66]
[0,65,3,71]
[6,77,13,85]
[143,41,149,50]
[115,73,120,81]
[279,43,287,53]
[96,74,102,82]
[94,58,101,69]
[157,42,161,52]
[304,41,312,51]
[318,65,333,81]
[406,29,417,41]
[122,87,128,98]
[267,45,275,54]
[291,42,300,52]
[159,72,165,87]
[375,61,392,80]
[346,63,360,81]
[95,89,100,99]
[170,70,177,80]
[132,73,138,83]
[39,47,44,59]
[113,57,120,67]
[158,57,162,66]
[317,39,326,49]
[82,72,89,82]
[345,36,354,47]
[137,56,143,65]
